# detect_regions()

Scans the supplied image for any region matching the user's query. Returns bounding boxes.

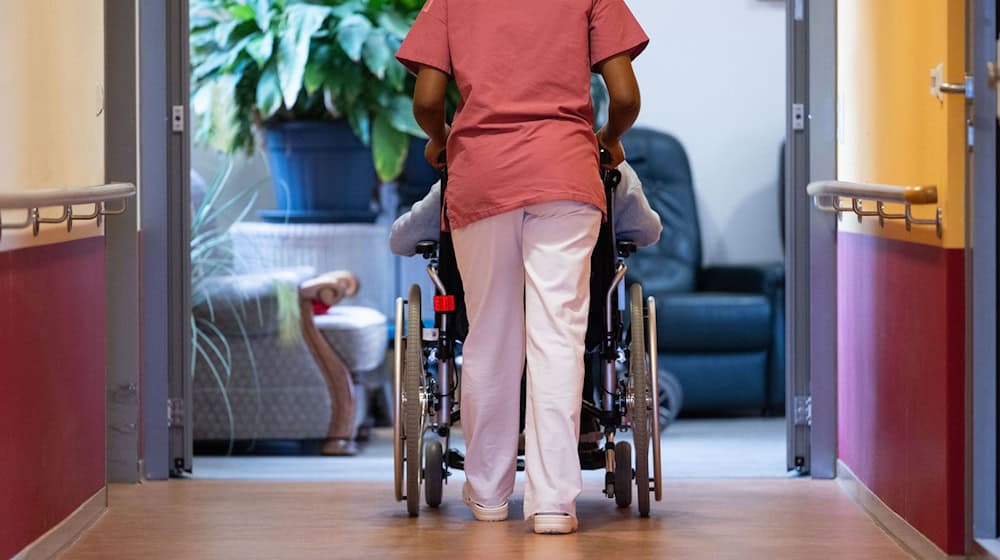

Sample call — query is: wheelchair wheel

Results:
[614,440,633,508]
[405,284,425,517]
[393,298,405,503]
[425,439,444,508]
[628,283,651,517]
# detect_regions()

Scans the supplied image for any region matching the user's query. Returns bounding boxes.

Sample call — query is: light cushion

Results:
[314,306,388,373]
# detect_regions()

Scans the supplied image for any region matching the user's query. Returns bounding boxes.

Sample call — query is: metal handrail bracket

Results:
[0,183,136,241]
[806,180,942,238]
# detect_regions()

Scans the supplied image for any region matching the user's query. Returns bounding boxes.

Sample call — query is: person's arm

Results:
[412,66,451,168]
[389,182,443,257]
[596,53,641,168]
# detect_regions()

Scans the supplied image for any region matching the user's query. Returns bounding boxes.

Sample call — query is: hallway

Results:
[61,479,909,559]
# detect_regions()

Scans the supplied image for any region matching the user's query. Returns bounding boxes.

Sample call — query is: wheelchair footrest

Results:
[446,448,465,470]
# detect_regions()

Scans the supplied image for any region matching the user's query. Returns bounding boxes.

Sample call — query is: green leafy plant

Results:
[191,0,429,182]
[190,161,262,452]
[190,161,300,452]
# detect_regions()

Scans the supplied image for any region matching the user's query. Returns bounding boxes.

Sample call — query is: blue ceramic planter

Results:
[260,121,379,223]
[397,136,440,209]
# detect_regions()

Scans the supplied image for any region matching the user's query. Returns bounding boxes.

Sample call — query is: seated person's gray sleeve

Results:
[390,182,443,256]
[613,163,663,248]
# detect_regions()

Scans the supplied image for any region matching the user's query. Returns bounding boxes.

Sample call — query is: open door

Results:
[785,0,838,478]
[136,0,193,479]
[972,0,998,547]
[167,0,194,476]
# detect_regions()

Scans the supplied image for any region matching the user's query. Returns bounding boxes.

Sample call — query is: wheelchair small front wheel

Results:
[629,283,651,518]
[614,440,633,508]
[424,439,444,508]
[404,284,425,517]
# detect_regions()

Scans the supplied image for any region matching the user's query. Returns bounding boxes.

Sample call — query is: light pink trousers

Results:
[452,200,602,519]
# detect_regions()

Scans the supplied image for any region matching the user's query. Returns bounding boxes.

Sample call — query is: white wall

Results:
[193,1,787,265]
[0,1,105,250]
[628,0,786,265]
[0,1,105,193]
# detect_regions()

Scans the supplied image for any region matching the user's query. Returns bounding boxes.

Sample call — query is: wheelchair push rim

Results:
[647,295,663,502]
[393,297,405,503]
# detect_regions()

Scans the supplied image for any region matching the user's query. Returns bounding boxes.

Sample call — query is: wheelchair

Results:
[393,151,663,517]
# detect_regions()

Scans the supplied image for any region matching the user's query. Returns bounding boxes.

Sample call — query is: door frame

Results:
[786,0,838,479]
[134,0,192,479]
[104,0,141,484]
[136,0,845,479]
[971,0,998,548]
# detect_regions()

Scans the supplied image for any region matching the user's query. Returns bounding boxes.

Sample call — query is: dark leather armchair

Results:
[624,128,785,414]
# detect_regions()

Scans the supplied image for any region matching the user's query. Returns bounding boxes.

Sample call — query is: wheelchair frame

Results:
[393,153,663,517]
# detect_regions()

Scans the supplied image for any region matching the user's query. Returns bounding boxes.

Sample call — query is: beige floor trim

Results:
[12,487,107,560]
[975,538,1000,559]
[837,460,962,560]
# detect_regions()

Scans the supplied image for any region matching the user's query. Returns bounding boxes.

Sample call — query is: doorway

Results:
[135,0,851,484]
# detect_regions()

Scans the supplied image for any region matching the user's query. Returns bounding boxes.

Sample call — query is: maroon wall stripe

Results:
[837,231,965,554]
[0,238,106,558]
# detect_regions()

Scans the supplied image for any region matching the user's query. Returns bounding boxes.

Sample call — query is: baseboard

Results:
[12,487,107,560]
[837,460,961,560]
[974,539,1000,559]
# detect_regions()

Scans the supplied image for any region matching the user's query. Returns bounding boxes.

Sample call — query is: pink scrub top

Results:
[396,0,648,230]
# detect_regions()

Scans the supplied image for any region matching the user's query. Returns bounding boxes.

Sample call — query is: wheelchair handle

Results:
[437,150,448,184]
[599,146,613,167]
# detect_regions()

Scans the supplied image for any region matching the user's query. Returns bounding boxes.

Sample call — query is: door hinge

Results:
[167,397,185,428]
[171,105,185,133]
[793,395,812,426]
[791,104,806,131]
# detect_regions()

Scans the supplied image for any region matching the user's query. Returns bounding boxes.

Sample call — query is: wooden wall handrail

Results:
[806,180,942,238]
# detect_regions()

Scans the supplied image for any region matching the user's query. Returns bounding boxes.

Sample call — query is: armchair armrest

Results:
[299,271,359,308]
[192,266,317,336]
[699,263,785,295]
[700,262,787,413]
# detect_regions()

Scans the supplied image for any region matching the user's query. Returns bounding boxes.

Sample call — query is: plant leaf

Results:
[256,63,283,120]
[372,112,409,182]
[227,4,256,21]
[362,29,392,79]
[303,61,325,95]
[323,86,342,118]
[377,10,413,40]
[254,0,272,31]
[245,33,274,67]
[336,14,373,62]
[277,4,331,109]
[348,106,372,146]
[384,95,425,137]
[330,0,364,19]
[385,59,408,92]
[215,19,240,46]
[192,49,231,82]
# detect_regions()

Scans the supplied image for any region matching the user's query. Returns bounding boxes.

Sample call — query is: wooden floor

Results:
[61,479,910,559]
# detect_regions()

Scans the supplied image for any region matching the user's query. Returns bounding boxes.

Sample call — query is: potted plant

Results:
[191,0,432,223]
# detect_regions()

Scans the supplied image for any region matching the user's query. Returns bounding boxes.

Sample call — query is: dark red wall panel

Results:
[0,238,106,558]
[837,231,965,554]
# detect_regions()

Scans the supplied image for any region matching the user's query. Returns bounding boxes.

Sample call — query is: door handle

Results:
[930,64,972,100]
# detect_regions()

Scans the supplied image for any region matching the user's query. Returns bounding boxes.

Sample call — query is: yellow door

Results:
[838,0,966,246]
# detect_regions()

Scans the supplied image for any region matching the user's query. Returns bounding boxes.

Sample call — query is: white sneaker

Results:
[462,482,508,521]
[532,513,578,534]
